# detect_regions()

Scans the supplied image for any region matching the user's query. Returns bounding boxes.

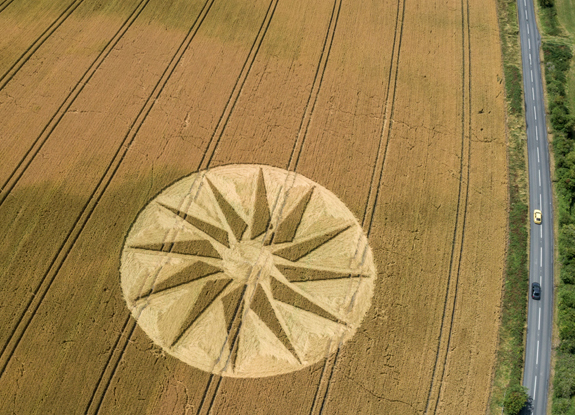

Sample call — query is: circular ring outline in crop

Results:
[120,164,376,378]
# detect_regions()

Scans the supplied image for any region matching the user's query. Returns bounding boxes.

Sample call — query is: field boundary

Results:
[0,0,85,90]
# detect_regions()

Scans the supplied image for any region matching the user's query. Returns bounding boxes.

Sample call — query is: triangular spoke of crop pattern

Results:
[130,240,221,259]
[269,277,344,325]
[251,169,271,240]
[274,264,369,283]
[273,187,314,244]
[158,202,230,248]
[134,262,224,302]
[221,285,247,369]
[207,178,247,242]
[272,224,351,261]
[170,278,234,348]
[250,284,300,362]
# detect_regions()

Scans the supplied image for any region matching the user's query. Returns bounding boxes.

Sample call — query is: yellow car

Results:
[534,209,542,225]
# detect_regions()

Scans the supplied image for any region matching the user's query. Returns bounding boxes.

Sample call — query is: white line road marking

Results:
[529,37,531,49]
[526,9,528,19]
[536,340,540,364]
[524,0,526,5]
[538,308,541,331]
[537,147,540,162]
[529,54,532,65]
[532,87,535,100]
[531,69,533,82]
[534,107,537,120]
[539,170,541,186]
[534,376,538,398]
[541,247,543,265]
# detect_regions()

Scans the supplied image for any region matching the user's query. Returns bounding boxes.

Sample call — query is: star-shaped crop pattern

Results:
[122,165,376,377]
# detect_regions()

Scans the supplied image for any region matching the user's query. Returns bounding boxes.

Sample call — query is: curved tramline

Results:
[121,165,375,377]
[0,0,86,91]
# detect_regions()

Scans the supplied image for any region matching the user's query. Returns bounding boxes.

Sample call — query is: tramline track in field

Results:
[195,0,341,413]
[0,0,151,205]
[308,1,405,413]
[0,0,215,381]
[423,0,471,413]
[85,0,283,412]
[0,0,85,91]
[0,0,14,14]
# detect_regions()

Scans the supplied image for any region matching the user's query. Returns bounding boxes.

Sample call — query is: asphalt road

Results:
[517,0,554,414]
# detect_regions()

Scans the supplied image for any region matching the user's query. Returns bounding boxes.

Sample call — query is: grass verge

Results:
[490,1,530,414]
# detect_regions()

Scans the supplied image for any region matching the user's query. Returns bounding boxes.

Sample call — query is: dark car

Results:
[532,282,541,300]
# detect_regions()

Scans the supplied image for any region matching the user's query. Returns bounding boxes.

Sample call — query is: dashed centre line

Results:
[538,308,541,331]
[537,147,540,162]
[536,340,539,365]
[530,69,533,82]
[539,169,541,186]
[532,87,535,100]
[528,37,531,49]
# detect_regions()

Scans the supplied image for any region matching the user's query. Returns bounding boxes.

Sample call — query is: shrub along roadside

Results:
[535,0,575,414]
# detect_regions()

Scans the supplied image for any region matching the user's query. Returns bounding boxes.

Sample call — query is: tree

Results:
[504,384,529,415]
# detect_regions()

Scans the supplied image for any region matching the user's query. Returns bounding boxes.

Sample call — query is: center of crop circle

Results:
[223,241,274,285]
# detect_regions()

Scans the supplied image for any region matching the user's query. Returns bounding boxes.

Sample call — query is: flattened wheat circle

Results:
[121,165,376,377]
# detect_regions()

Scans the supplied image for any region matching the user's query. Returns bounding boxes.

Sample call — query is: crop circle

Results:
[120,164,376,377]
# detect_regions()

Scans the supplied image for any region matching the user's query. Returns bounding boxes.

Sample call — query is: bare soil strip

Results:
[0,0,86,90]
[0,0,149,204]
